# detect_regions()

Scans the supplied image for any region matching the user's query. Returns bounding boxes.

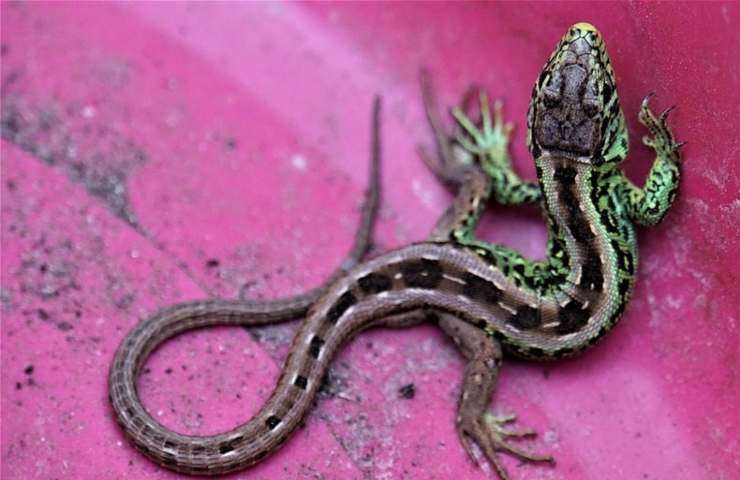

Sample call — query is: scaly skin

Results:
[109,23,682,479]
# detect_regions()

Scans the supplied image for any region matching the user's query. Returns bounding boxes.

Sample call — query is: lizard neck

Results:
[537,154,609,294]
[530,153,637,355]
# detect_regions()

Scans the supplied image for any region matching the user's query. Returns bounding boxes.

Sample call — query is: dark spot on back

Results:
[617,278,631,297]
[326,291,356,322]
[600,210,617,230]
[358,272,392,294]
[509,305,542,330]
[569,220,595,242]
[603,82,613,103]
[308,335,324,358]
[461,272,503,304]
[473,318,487,330]
[611,239,634,275]
[532,141,542,160]
[401,259,442,288]
[294,375,308,389]
[554,166,577,185]
[219,443,234,454]
[558,186,579,218]
[265,415,281,430]
[552,346,575,359]
[580,254,604,291]
[526,346,546,358]
[557,301,590,334]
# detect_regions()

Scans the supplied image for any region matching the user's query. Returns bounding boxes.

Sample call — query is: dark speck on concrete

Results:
[224,137,238,151]
[206,258,220,268]
[24,365,34,375]
[164,368,173,375]
[57,321,74,331]
[398,383,415,399]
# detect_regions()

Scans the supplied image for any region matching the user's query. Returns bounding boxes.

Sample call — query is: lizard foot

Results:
[417,69,484,185]
[457,410,554,480]
[639,93,685,158]
[452,91,514,167]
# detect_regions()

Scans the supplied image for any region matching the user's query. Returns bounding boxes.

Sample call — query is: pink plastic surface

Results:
[1,3,738,479]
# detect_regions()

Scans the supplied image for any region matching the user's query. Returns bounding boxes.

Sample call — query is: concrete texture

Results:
[1,2,738,479]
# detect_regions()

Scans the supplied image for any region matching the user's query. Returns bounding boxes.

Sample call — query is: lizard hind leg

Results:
[437,314,554,480]
[417,68,485,187]
[418,70,495,243]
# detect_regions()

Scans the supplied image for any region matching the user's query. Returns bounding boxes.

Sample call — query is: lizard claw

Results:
[456,411,554,480]
[659,105,676,124]
[638,93,682,160]
[641,92,655,108]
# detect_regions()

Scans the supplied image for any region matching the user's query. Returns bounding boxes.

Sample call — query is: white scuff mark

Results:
[721,4,730,24]
[411,178,435,208]
[81,105,96,119]
[664,294,684,310]
[290,154,307,171]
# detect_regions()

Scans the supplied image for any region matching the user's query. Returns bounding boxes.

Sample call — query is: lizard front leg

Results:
[418,74,541,248]
[452,90,542,210]
[426,87,549,290]
[436,314,553,480]
[618,94,684,226]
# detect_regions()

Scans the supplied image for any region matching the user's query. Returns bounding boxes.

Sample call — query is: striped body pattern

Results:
[109,23,682,478]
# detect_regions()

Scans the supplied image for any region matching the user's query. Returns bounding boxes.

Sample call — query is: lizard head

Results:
[527,23,625,164]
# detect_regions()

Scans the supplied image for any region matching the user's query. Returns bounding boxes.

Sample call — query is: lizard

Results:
[109,23,683,479]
